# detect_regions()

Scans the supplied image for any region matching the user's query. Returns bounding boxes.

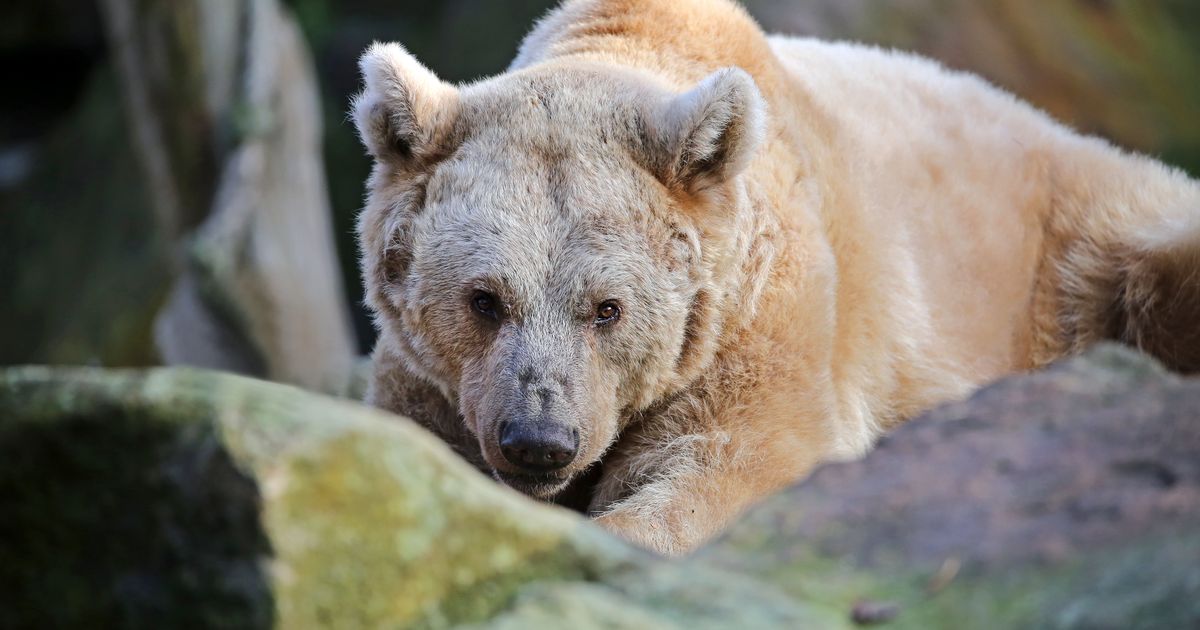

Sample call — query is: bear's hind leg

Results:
[1112,215,1200,373]
[1054,202,1200,374]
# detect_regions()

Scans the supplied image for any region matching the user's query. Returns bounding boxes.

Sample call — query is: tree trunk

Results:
[100,0,357,394]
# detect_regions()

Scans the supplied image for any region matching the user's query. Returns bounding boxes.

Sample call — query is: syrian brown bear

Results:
[352,0,1200,554]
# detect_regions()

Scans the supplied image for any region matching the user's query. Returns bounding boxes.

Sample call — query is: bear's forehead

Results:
[427,127,664,226]
[417,149,670,291]
[423,170,649,250]
[411,67,676,277]
[429,69,667,224]
[413,187,665,308]
[459,66,653,140]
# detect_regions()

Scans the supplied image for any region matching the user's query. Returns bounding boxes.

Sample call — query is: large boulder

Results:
[1,344,1197,628]
[703,343,1200,628]
[0,367,630,627]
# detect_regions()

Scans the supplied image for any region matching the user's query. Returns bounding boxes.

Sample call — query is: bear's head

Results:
[353,43,765,499]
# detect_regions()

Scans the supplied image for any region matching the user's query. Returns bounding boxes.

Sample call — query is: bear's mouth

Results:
[493,469,572,499]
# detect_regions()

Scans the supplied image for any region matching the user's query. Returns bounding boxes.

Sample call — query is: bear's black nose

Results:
[499,420,578,472]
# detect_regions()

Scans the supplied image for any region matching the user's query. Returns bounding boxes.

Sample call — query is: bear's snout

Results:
[499,419,579,472]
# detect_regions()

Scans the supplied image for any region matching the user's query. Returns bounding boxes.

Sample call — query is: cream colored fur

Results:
[354,0,1200,555]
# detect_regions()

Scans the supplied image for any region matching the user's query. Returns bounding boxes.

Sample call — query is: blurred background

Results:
[2,0,1198,394]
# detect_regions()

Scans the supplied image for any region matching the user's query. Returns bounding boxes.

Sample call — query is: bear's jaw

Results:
[492,468,574,499]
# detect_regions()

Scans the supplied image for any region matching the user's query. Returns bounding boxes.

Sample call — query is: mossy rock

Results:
[0,366,834,628]
[0,368,629,627]
[2,345,1198,628]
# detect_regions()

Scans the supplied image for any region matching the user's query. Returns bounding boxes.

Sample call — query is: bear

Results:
[352,0,1200,555]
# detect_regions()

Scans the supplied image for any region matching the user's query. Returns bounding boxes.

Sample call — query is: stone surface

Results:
[0,367,632,628]
[704,345,1200,628]
[2,344,1198,628]
[99,0,359,393]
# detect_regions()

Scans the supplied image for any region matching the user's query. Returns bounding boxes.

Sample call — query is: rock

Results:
[100,0,360,393]
[703,344,1200,628]
[0,365,838,628]
[2,344,1197,628]
[0,367,626,627]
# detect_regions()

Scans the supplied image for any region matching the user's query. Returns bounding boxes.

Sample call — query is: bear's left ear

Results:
[352,42,459,164]
[649,67,766,193]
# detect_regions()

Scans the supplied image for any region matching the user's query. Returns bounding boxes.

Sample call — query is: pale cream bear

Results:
[353,0,1200,554]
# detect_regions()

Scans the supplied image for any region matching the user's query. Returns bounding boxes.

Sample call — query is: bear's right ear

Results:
[352,42,459,163]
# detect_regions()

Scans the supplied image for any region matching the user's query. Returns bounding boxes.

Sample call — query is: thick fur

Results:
[354,0,1200,555]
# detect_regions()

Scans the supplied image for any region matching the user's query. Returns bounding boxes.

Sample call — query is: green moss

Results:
[703,516,1200,629]
[266,432,594,627]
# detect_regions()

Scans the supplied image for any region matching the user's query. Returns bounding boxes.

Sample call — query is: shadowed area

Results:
[0,402,273,628]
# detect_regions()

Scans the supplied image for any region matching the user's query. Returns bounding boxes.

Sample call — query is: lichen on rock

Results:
[0,367,636,628]
[2,344,1198,628]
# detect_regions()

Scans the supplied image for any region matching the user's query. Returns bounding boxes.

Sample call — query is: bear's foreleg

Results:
[589,404,835,555]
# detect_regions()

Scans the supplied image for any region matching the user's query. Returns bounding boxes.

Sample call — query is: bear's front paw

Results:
[592,510,691,556]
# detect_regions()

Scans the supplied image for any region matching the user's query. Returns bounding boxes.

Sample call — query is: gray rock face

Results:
[719,345,1200,564]
[704,345,1200,628]
[1,344,1197,628]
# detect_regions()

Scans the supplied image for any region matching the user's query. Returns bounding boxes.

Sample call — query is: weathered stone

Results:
[97,0,359,392]
[2,344,1197,628]
[703,344,1200,628]
[0,367,623,627]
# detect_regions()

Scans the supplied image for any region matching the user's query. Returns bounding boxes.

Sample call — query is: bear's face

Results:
[402,148,687,496]
[354,44,764,498]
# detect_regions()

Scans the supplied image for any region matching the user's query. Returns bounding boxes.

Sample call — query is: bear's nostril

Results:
[499,420,578,473]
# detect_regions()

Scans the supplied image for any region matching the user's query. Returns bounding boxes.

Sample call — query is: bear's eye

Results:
[595,301,621,327]
[472,291,500,320]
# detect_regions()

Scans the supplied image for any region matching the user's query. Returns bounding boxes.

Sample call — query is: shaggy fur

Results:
[353,0,1200,555]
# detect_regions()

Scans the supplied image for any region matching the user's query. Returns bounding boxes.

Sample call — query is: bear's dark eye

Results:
[595,301,621,327]
[472,291,500,320]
